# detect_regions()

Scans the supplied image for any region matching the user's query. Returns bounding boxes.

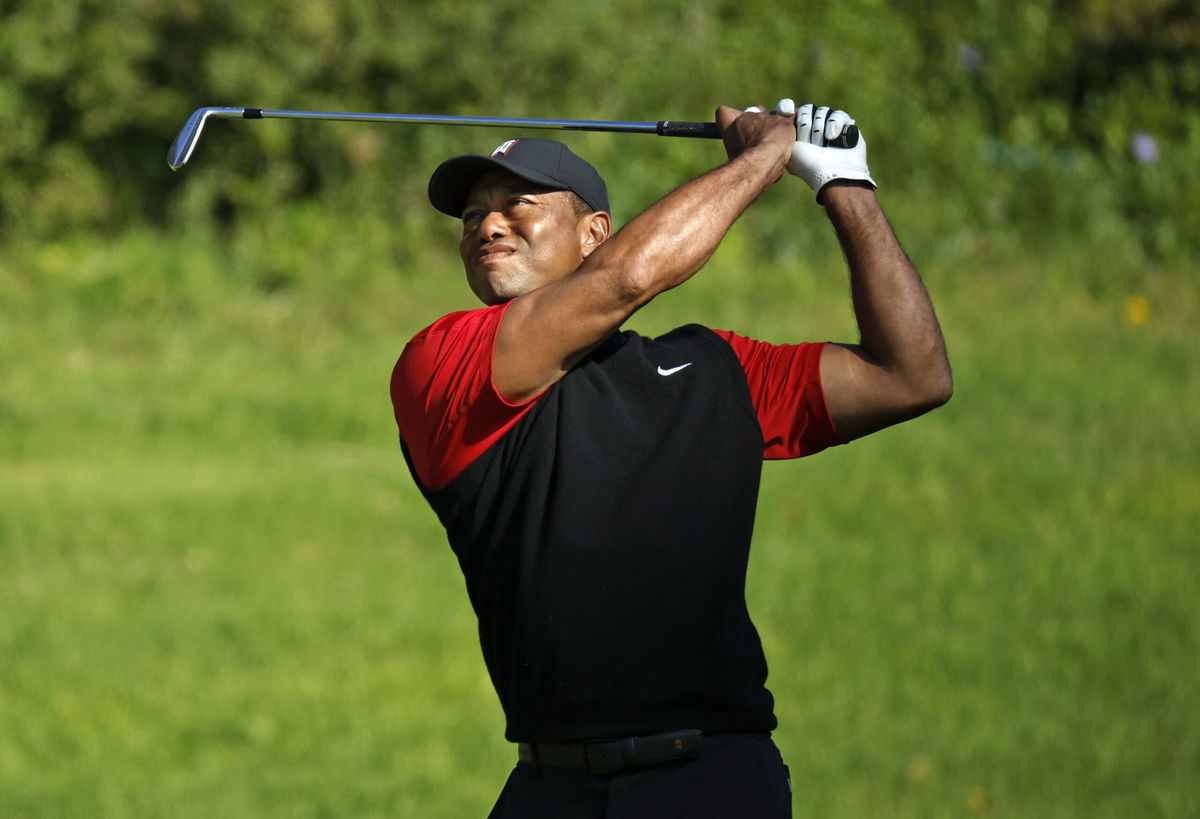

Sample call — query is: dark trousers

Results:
[487,733,792,818]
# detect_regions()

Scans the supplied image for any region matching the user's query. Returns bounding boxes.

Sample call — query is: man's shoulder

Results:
[650,324,764,342]
[596,325,744,376]
[601,324,723,356]
[651,324,746,356]
[408,304,507,345]
[639,323,727,344]
[394,304,508,390]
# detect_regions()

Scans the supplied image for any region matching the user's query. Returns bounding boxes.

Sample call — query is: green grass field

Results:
[2,204,1197,816]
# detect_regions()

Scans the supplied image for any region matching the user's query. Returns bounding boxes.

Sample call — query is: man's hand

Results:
[714,104,794,180]
[774,98,876,202]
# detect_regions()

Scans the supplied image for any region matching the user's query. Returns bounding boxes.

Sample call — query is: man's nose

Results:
[479,210,509,239]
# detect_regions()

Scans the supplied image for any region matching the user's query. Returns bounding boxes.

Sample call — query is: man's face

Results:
[459,169,595,305]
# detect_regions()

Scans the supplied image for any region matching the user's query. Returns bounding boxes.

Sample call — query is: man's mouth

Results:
[477,244,516,263]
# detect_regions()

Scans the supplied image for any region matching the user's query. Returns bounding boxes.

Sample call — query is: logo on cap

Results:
[491,139,519,158]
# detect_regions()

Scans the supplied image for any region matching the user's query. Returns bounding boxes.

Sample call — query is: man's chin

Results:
[468,268,530,305]
[469,276,519,306]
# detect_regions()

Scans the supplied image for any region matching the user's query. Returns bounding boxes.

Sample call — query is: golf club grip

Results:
[657,121,722,139]
[657,120,860,149]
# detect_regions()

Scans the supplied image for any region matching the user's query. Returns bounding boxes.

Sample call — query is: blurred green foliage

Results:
[3,185,1198,819]
[0,0,1196,264]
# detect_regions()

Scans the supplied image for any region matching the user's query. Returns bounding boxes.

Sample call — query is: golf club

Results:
[167,106,859,170]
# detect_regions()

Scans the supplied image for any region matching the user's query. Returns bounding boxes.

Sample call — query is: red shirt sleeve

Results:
[710,329,844,459]
[391,303,540,489]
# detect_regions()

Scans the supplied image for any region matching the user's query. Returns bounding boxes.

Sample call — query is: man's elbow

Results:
[916,363,954,410]
[894,358,952,417]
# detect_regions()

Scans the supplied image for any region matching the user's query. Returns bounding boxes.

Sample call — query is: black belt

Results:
[517,729,705,775]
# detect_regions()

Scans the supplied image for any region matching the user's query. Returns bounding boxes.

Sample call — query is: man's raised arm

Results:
[818,184,952,440]
[493,106,795,403]
[776,99,952,440]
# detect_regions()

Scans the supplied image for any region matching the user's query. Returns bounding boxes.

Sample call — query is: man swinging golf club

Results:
[390,98,952,817]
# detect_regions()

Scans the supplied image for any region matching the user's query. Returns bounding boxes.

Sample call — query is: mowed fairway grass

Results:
[2,213,1197,817]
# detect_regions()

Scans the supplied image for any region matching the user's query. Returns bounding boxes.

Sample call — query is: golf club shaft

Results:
[168,106,860,170]
[168,107,721,170]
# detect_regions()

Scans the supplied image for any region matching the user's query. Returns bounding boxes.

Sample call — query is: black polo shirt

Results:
[392,304,839,742]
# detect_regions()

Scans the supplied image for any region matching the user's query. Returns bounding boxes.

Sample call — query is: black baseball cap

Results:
[428,137,609,217]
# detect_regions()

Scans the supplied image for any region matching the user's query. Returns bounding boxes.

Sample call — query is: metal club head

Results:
[168,107,245,170]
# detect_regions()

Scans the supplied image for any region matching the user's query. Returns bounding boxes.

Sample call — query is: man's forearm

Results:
[580,143,787,308]
[823,183,952,401]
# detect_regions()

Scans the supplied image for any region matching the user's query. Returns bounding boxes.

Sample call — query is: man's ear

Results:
[580,211,612,258]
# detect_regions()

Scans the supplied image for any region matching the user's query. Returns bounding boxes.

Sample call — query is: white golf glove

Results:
[775,98,876,201]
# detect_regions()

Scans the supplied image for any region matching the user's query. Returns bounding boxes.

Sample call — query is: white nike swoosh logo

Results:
[657,363,693,376]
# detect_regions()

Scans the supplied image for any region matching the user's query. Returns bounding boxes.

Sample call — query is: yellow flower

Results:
[1125,294,1152,326]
